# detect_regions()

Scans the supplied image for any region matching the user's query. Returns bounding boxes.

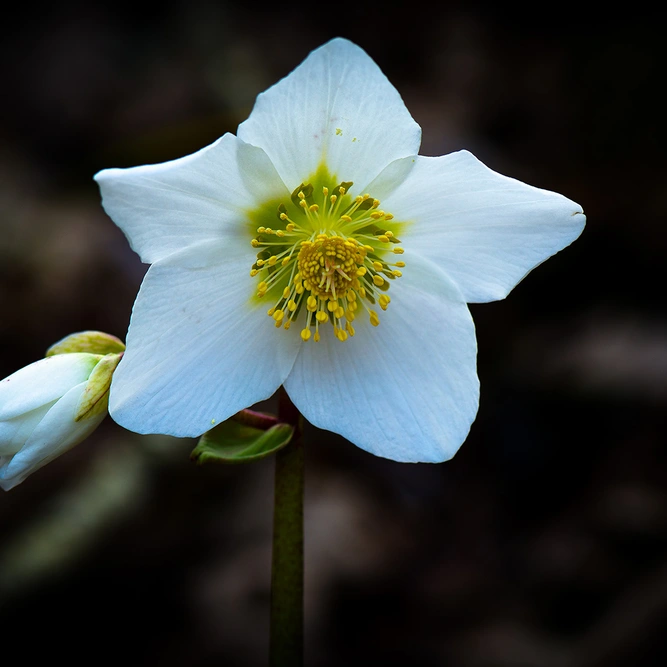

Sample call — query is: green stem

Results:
[270,387,304,667]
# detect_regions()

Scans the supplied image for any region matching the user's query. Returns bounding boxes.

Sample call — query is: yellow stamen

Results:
[248,175,405,342]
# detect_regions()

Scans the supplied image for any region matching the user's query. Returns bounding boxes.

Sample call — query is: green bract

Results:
[191,420,294,465]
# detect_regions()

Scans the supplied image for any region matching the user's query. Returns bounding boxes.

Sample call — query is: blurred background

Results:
[1,2,665,665]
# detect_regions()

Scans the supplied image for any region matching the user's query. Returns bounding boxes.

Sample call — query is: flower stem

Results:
[270,387,304,667]
[232,408,279,430]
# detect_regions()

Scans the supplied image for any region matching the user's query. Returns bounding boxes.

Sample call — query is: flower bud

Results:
[0,351,122,490]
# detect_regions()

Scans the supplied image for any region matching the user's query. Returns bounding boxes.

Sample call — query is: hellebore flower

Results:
[95,38,585,462]
[0,352,120,490]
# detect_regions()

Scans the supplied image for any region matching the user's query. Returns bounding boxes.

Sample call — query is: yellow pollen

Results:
[249,175,405,343]
[297,234,365,300]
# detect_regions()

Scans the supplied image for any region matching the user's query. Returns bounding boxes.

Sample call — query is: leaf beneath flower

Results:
[190,420,294,465]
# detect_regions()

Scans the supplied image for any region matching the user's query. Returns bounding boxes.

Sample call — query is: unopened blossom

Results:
[95,38,585,462]
[0,352,121,490]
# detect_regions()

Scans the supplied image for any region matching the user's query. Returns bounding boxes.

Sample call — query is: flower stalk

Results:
[270,387,304,667]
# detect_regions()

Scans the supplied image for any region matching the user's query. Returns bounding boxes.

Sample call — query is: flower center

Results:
[298,235,361,300]
[249,178,405,342]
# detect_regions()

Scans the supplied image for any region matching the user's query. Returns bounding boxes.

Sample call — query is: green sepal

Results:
[191,420,294,465]
[74,352,123,422]
[47,331,126,357]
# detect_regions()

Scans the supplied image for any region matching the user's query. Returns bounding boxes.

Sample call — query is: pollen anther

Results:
[251,175,404,342]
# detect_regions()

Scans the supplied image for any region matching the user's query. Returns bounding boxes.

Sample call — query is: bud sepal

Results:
[46,331,126,357]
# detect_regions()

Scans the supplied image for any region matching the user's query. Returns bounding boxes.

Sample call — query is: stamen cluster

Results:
[249,180,405,342]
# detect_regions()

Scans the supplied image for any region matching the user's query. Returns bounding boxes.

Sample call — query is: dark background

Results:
[1,3,665,666]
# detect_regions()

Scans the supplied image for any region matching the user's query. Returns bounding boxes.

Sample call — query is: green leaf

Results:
[190,420,294,465]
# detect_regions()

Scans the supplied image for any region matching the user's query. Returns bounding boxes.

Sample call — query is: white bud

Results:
[0,352,122,490]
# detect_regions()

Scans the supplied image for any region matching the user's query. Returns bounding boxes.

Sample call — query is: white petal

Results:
[95,135,290,264]
[109,238,301,437]
[0,354,99,421]
[375,151,585,303]
[284,254,479,462]
[0,404,53,456]
[237,38,421,193]
[0,381,104,490]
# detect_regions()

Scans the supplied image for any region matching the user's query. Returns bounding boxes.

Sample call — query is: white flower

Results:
[95,38,585,463]
[0,352,119,490]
